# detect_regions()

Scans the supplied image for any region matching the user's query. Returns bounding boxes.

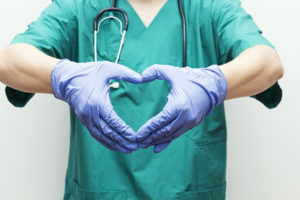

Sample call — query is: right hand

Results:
[136,64,228,153]
[51,59,142,153]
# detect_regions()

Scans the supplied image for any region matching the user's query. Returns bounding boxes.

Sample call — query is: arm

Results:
[0,43,141,153]
[0,43,60,93]
[136,0,284,152]
[220,45,284,100]
[136,48,284,152]
[0,1,141,153]
[0,0,78,95]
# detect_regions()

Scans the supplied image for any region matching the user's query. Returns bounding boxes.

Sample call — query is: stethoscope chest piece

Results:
[109,80,120,89]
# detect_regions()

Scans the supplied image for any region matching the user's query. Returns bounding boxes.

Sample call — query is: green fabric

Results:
[5,87,34,107]
[6,0,282,199]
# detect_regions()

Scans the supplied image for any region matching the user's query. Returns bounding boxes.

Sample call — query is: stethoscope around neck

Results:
[93,7,128,63]
[93,0,186,89]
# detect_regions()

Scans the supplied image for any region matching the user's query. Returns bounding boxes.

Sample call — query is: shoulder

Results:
[52,0,76,7]
[185,0,239,15]
[210,0,241,10]
[49,0,77,15]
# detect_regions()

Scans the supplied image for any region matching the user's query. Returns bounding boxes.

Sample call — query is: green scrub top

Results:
[6,0,282,199]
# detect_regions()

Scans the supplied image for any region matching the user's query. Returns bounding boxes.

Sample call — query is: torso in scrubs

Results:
[6,0,282,199]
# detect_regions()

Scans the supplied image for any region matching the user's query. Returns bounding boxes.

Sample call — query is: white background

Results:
[0,0,299,199]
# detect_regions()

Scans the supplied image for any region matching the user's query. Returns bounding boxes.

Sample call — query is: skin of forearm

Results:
[219,45,284,100]
[0,43,60,93]
[0,44,283,99]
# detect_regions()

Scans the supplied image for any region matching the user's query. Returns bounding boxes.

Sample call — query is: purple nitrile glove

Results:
[51,59,142,153]
[136,64,228,153]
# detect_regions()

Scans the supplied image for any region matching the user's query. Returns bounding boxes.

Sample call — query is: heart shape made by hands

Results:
[110,64,227,153]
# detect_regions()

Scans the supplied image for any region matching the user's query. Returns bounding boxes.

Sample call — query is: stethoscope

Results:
[93,0,186,89]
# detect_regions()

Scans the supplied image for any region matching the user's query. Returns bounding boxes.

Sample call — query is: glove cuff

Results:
[203,65,228,106]
[51,59,72,101]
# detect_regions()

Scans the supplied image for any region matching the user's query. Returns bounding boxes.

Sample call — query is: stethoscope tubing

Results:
[93,7,128,32]
[93,0,186,67]
[177,0,186,67]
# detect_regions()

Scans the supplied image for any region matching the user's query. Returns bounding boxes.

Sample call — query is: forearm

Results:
[219,45,284,100]
[0,43,60,93]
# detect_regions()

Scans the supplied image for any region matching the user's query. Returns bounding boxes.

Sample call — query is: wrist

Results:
[51,59,71,100]
[203,65,228,105]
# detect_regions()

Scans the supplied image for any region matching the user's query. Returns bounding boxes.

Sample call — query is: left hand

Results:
[51,60,142,153]
[136,64,228,153]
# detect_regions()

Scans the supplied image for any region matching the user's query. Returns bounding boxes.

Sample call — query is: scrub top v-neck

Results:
[122,0,170,32]
[6,0,282,199]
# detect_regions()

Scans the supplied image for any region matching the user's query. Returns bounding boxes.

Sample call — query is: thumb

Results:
[142,65,170,83]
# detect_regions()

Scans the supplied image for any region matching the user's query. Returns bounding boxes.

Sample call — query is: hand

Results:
[51,59,142,153]
[136,65,228,153]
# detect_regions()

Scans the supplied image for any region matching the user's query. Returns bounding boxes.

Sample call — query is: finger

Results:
[151,121,187,145]
[151,114,185,141]
[154,122,193,145]
[138,142,150,149]
[135,103,177,142]
[112,64,142,84]
[98,118,138,151]
[154,141,172,153]
[137,135,155,149]
[93,109,138,151]
[139,119,185,148]
[138,137,165,149]
[137,115,184,148]
[87,123,132,154]
[141,65,170,83]
[100,98,137,143]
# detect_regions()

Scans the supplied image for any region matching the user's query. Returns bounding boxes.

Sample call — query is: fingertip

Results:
[141,65,158,83]
[129,72,143,83]
[138,143,148,149]
[130,143,139,151]
[114,64,142,84]
[135,126,149,141]
[135,131,148,142]
[141,74,155,83]
[153,147,162,153]
[124,134,137,143]
[122,150,133,154]
[154,142,171,153]
[116,144,133,154]
[121,125,135,136]
[121,73,143,84]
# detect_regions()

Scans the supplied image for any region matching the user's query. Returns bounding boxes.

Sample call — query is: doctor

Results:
[0,0,283,199]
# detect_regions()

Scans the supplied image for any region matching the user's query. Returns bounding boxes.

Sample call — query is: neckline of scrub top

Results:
[121,0,171,33]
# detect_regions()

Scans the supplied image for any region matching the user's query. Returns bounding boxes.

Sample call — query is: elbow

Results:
[275,62,284,80]
[261,46,284,83]
[277,61,284,80]
[0,45,26,81]
[0,45,22,84]
[269,51,284,82]
[0,50,7,82]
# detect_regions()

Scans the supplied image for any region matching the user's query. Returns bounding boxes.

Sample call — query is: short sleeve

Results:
[6,0,77,107]
[211,0,282,108]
